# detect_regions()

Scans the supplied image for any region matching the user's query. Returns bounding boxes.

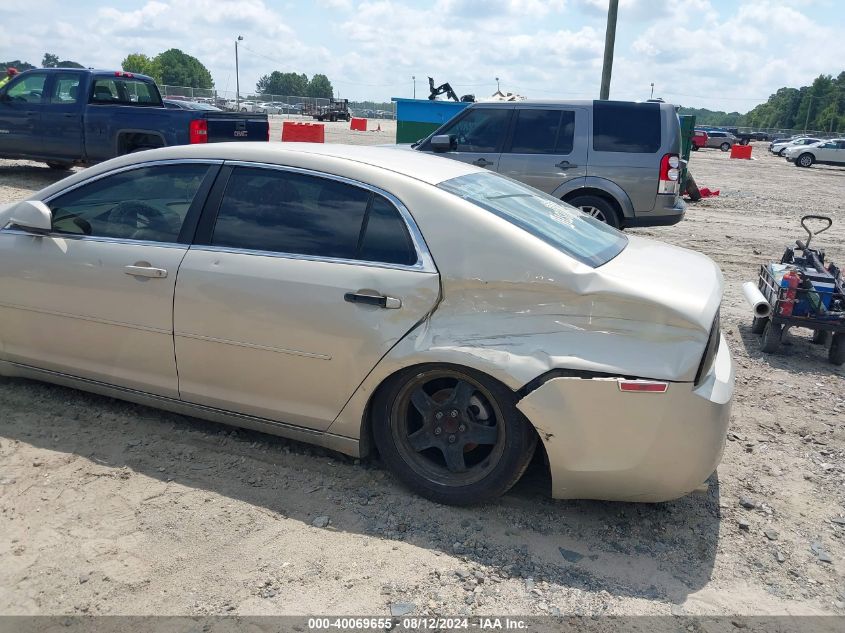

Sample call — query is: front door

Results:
[421,106,513,171]
[174,165,440,430]
[0,71,49,158]
[497,107,588,194]
[0,162,216,397]
[41,72,85,160]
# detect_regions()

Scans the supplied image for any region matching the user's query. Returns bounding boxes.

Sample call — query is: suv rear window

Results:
[593,100,660,153]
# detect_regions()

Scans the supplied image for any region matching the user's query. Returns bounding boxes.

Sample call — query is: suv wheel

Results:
[567,195,620,228]
[797,153,814,168]
[778,148,787,157]
[720,142,731,152]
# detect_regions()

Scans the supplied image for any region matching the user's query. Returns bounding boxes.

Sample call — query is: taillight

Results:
[189,119,208,144]
[658,153,680,194]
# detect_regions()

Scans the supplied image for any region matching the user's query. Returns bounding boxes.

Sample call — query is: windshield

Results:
[438,172,627,267]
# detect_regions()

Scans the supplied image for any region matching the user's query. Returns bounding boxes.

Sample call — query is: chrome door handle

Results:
[124,265,168,278]
[472,158,493,167]
[556,160,577,169]
[344,291,401,309]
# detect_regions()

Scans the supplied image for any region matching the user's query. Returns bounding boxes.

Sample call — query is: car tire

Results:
[829,334,845,366]
[45,161,72,170]
[760,321,783,354]
[372,364,537,506]
[720,142,731,152]
[685,172,702,202]
[778,148,786,156]
[751,316,768,335]
[567,195,620,228]
[811,330,831,345]
[691,145,699,151]
[796,153,814,168]
[740,138,749,146]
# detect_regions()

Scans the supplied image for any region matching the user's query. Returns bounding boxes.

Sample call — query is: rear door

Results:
[41,72,85,160]
[419,106,513,171]
[496,106,588,194]
[0,71,49,158]
[174,164,440,430]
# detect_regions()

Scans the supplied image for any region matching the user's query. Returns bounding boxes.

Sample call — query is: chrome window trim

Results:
[216,160,438,274]
[0,228,187,250]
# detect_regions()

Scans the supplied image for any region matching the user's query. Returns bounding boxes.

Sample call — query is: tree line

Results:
[1,53,84,72]
[680,71,845,132]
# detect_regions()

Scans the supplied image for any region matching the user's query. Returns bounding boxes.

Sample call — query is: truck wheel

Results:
[567,195,620,228]
[796,153,814,168]
[685,172,702,202]
[720,142,731,152]
[760,321,783,353]
[829,334,845,366]
[46,161,72,170]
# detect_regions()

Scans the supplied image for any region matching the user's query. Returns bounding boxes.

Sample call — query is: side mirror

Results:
[431,134,456,152]
[5,200,52,234]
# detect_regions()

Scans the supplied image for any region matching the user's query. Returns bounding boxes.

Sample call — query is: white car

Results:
[785,138,845,168]
[0,143,733,504]
[770,137,821,156]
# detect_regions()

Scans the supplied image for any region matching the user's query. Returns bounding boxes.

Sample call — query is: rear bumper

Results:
[625,196,686,228]
[516,333,734,502]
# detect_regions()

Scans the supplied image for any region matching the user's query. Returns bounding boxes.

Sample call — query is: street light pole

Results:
[412,75,415,99]
[235,35,243,111]
[599,0,619,100]
[650,82,654,99]
[496,77,500,93]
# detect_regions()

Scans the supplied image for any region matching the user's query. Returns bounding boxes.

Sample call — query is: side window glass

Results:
[358,196,417,266]
[91,78,161,105]
[509,109,576,154]
[5,73,48,103]
[50,74,83,104]
[442,108,511,152]
[48,164,209,242]
[212,168,370,259]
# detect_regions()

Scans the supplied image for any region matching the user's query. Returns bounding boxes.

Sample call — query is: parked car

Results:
[702,130,737,151]
[0,69,269,168]
[163,99,222,111]
[414,99,686,228]
[785,138,845,168]
[692,130,708,151]
[770,137,821,156]
[0,143,733,504]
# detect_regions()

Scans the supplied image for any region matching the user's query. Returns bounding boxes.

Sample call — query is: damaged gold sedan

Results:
[0,143,733,505]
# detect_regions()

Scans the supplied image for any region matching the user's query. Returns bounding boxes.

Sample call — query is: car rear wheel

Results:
[567,195,620,228]
[797,153,814,168]
[720,142,731,152]
[372,365,537,505]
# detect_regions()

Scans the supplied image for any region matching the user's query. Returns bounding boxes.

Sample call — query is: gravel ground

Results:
[0,135,843,617]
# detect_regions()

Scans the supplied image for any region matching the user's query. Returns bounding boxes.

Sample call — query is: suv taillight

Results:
[658,153,680,194]
[189,119,208,144]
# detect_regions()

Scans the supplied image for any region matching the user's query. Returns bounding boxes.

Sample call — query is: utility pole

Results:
[599,0,619,100]
[804,95,813,133]
[235,35,243,110]
[496,77,500,93]
[412,75,416,99]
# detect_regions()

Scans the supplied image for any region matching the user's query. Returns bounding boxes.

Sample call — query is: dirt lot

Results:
[0,134,843,617]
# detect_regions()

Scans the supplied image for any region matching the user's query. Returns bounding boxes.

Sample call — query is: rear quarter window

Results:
[593,100,660,153]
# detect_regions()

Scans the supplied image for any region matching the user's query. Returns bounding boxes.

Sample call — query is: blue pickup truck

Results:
[0,68,269,169]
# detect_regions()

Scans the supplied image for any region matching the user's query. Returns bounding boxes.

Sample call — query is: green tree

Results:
[306,73,333,99]
[256,71,308,96]
[42,53,60,68]
[122,53,162,83]
[0,59,36,72]
[154,49,213,89]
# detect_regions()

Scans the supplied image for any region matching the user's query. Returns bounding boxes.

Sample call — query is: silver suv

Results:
[414,100,685,228]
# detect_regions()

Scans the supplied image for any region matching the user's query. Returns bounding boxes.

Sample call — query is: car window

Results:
[439,172,627,268]
[440,108,511,152]
[49,73,83,104]
[357,195,417,266]
[47,164,210,242]
[91,77,162,106]
[838,141,845,149]
[4,72,48,103]
[593,100,660,153]
[508,109,575,154]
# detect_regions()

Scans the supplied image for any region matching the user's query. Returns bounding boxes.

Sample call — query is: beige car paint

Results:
[0,143,733,501]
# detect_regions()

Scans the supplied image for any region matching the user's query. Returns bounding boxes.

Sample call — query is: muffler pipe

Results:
[742,281,772,318]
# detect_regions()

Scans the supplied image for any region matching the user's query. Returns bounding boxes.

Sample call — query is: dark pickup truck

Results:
[0,68,269,169]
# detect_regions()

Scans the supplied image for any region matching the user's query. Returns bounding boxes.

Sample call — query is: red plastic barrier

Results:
[281,121,325,143]
[350,117,367,131]
[730,144,752,159]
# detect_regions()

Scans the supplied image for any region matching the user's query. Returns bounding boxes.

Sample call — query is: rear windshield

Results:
[438,172,627,268]
[593,100,660,153]
[90,77,162,106]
